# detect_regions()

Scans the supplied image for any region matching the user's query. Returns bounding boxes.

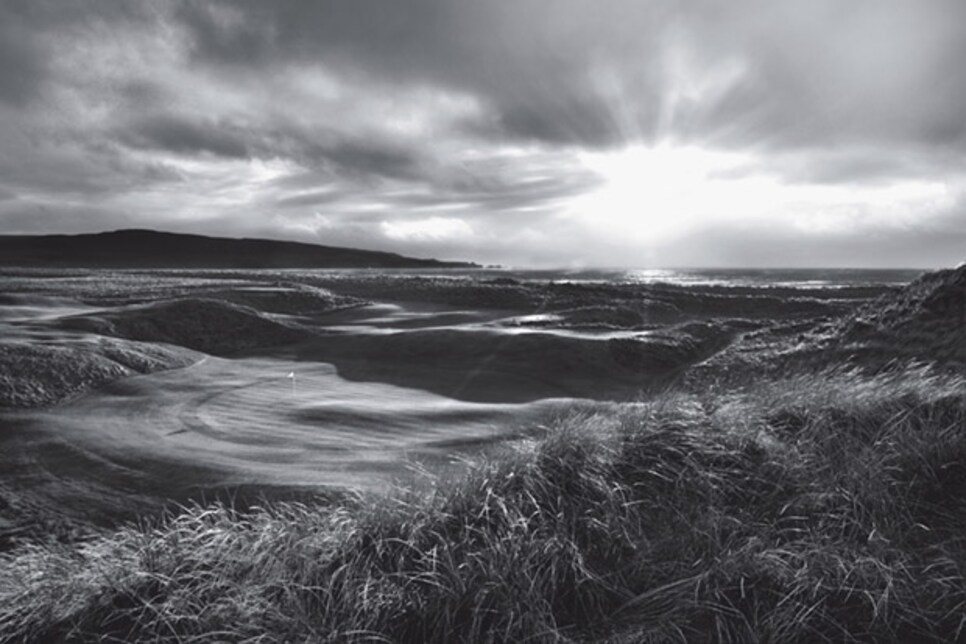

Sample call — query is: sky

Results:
[1,0,965,268]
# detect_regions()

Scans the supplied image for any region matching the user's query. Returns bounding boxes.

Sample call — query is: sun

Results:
[567,142,961,258]
[568,143,762,244]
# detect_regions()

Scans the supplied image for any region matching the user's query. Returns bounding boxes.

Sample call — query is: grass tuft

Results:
[4,365,966,642]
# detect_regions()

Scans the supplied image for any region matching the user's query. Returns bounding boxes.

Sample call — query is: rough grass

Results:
[3,365,966,642]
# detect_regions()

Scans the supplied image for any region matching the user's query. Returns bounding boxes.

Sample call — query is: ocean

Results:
[300,266,926,289]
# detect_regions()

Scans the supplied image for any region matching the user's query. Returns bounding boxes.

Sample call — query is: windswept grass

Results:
[4,365,966,642]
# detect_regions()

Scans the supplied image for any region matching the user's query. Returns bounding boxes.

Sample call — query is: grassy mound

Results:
[58,298,311,356]
[688,264,966,387]
[4,365,966,642]
[0,339,198,408]
[197,285,364,316]
[836,263,966,364]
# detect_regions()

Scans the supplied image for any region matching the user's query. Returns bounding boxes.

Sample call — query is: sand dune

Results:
[0,286,356,408]
[687,265,966,387]
[835,263,966,364]
[0,293,202,410]
[56,297,314,355]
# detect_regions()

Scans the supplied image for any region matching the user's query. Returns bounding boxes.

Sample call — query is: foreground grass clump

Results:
[4,366,966,642]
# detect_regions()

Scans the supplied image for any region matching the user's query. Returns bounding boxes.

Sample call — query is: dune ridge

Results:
[56,297,314,356]
[687,265,966,386]
[834,263,966,363]
[0,339,198,408]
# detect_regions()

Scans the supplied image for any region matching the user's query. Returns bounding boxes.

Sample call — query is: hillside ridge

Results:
[0,229,478,269]
[834,262,966,363]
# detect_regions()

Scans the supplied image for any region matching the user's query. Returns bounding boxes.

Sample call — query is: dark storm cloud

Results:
[267,153,598,220]
[274,188,346,209]
[309,141,423,181]
[271,136,421,181]
[8,0,966,152]
[0,17,46,106]
[0,0,155,104]
[120,115,251,159]
[173,0,463,73]
[116,110,425,181]
[495,100,623,148]
[0,132,179,198]
[169,0,674,148]
[166,0,966,152]
[268,136,422,182]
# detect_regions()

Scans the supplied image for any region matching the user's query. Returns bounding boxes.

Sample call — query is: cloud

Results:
[0,17,46,106]
[120,115,251,158]
[167,0,966,151]
[0,0,965,267]
[381,217,473,242]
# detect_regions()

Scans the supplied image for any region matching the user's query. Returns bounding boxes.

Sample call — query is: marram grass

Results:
[4,365,966,642]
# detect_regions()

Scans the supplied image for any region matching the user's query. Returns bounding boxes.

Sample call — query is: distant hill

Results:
[0,229,478,269]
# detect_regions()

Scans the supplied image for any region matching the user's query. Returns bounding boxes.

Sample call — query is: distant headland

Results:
[0,229,479,269]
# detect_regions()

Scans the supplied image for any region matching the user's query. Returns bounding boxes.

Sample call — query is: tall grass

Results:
[3,365,966,642]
